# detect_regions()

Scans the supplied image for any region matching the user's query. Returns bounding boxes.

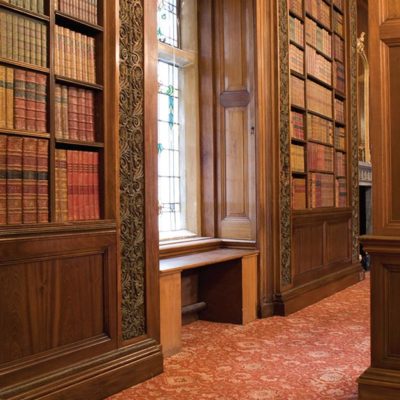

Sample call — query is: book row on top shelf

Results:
[0,0,104,226]
[288,0,348,211]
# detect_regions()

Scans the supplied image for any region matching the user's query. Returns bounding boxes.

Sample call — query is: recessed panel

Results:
[0,253,105,364]
[387,0,400,19]
[387,266,400,356]
[326,220,351,264]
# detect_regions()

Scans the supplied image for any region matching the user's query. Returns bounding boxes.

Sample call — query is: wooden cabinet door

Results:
[214,0,256,241]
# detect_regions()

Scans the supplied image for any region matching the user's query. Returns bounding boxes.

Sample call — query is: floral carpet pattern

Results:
[109,276,370,400]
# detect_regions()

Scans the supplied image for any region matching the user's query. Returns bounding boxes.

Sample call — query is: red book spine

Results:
[93,151,99,219]
[68,86,79,140]
[87,151,94,220]
[7,136,23,225]
[37,139,49,223]
[22,137,38,224]
[0,134,7,225]
[35,73,47,133]
[86,90,95,141]
[72,150,79,220]
[77,88,86,141]
[67,150,74,221]
[77,150,83,220]
[14,69,26,130]
[83,151,90,220]
[25,71,37,131]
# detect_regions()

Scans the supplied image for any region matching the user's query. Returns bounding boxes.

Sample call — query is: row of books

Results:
[306,45,332,85]
[290,44,304,75]
[307,81,332,118]
[335,98,345,123]
[289,0,302,17]
[55,25,96,83]
[55,84,95,142]
[291,111,305,140]
[305,0,331,28]
[289,15,304,47]
[308,142,334,172]
[0,67,47,132]
[308,114,333,144]
[333,11,344,37]
[2,0,44,14]
[310,172,334,208]
[334,35,344,62]
[291,144,305,172]
[0,134,48,225]
[0,10,47,67]
[336,151,346,176]
[292,177,306,209]
[306,17,332,58]
[334,61,345,93]
[55,0,98,25]
[335,126,345,150]
[291,76,305,108]
[55,149,100,222]
[336,178,347,207]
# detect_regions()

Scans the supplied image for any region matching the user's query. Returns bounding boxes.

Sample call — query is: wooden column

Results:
[358,1,400,398]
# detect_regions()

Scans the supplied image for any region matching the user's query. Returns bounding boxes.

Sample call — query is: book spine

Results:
[31,0,38,13]
[55,25,60,75]
[7,136,23,224]
[6,12,13,60]
[93,151,99,219]
[25,71,36,131]
[0,66,5,128]
[5,67,14,129]
[82,34,88,82]
[88,36,95,83]
[86,90,94,141]
[12,14,18,62]
[55,149,68,222]
[24,17,30,64]
[71,150,79,220]
[67,150,74,220]
[77,150,83,220]
[0,11,7,58]
[68,86,78,140]
[64,27,71,78]
[37,138,48,222]
[76,32,82,81]
[29,20,36,65]
[14,69,26,130]
[61,85,69,138]
[35,21,42,67]
[55,84,62,138]
[0,135,7,225]
[38,0,44,14]
[77,88,86,141]
[35,73,47,132]
[22,137,38,223]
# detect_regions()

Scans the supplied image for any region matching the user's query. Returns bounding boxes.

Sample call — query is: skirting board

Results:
[0,339,163,400]
[273,262,364,316]
[358,367,400,400]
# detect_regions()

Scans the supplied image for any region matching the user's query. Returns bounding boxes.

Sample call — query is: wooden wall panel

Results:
[215,0,256,241]
[0,254,105,365]
[387,0,400,19]
[326,220,351,265]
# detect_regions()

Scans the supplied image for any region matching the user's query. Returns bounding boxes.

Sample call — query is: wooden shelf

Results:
[291,104,306,112]
[55,75,103,91]
[291,70,305,80]
[0,1,49,22]
[333,3,344,14]
[289,9,304,22]
[55,11,103,34]
[289,40,305,51]
[306,43,333,61]
[292,171,307,176]
[55,139,104,149]
[307,109,333,121]
[305,12,332,32]
[334,90,346,100]
[335,148,347,153]
[0,57,49,74]
[335,120,346,127]
[291,137,306,144]
[0,128,50,139]
[308,169,334,174]
[307,73,332,90]
[308,138,334,147]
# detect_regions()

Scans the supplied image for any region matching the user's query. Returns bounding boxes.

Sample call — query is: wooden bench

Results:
[160,248,259,356]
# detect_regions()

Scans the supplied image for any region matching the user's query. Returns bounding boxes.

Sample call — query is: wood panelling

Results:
[326,220,352,265]
[387,0,400,19]
[215,0,256,241]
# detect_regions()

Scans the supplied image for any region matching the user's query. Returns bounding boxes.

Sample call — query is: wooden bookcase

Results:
[288,0,348,211]
[0,0,105,226]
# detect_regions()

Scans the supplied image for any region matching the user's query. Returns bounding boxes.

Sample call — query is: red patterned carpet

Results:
[109,276,370,400]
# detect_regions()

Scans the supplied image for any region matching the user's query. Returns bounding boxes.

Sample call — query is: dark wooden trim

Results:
[220,90,250,107]
[0,1,49,21]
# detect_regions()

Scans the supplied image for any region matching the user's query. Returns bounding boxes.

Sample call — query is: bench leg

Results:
[160,272,182,357]
[242,254,258,324]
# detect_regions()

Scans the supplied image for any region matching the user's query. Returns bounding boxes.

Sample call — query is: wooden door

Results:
[214,0,256,241]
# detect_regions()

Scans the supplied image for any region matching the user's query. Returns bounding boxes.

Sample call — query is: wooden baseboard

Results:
[0,339,163,400]
[259,301,274,318]
[273,262,364,316]
[358,367,400,399]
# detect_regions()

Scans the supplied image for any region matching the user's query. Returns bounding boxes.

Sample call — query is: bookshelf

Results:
[0,0,104,225]
[288,0,348,210]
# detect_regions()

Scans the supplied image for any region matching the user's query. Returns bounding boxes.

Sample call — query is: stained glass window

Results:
[157,0,180,48]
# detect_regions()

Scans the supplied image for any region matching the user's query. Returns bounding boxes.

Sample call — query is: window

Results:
[157,0,200,241]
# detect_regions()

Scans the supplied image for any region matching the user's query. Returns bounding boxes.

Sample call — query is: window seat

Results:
[160,248,259,356]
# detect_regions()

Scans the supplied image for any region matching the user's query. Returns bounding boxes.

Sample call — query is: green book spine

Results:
[29,20,36,65]
[12,14,18,61]
[55,85,63,138]
[0,66,6,128]
[41,24,47,68]
[24,17,30,64]
[14,69,26,130]
[5,67,14,129]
